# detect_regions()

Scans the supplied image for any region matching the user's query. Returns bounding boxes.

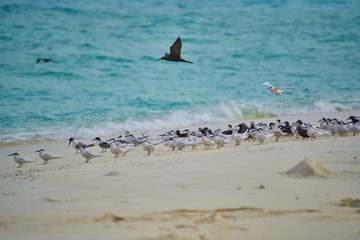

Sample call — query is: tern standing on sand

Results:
[35,149,63,164]
[8,153,37,168]
[79,146,105,163]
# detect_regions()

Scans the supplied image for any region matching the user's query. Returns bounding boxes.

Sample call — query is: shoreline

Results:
[0,110,359,240]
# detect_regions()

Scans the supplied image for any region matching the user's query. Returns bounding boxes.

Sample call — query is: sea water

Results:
[1,0,359,143]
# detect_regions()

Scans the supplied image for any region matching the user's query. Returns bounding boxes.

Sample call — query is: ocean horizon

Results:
[1,0,359,143]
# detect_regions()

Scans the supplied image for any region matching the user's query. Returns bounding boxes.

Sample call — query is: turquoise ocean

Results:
[1,0,359,143]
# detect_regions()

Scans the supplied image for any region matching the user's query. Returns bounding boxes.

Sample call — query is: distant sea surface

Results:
[1,0,359,143]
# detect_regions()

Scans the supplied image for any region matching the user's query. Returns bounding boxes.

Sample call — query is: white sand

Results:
[0,111,359,240]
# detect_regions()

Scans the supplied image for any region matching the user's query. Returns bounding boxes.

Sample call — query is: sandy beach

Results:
[0,111,359,240]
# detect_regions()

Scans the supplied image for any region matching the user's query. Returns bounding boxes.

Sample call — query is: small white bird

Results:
[79,146,105,163]
[201,135,215,149]
[174,137,193,151]
[142,141,163,155]
[231,129,249,145]
[8,153,37,168]
[251,129,273,144]
[212,135,233,148]
[346,122,360,136]
[35,149,63,164]
[269,123,285,141]
[306,125,328,140]
[263,82,294,95]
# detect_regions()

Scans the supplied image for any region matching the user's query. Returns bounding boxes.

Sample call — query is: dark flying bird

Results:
[157,37,193,64]
[36,58,57,64]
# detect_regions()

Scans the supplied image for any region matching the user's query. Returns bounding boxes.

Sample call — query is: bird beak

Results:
[68,141,71,146]
[35,150,40,153]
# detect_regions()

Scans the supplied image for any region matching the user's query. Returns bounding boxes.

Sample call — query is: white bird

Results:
[126,134,145,146]
[231,129,249,145]
[201,135,215,149]
[119,145,137,156]
[174,137,193,151]
[212,135,233,148]
[251,129,273,144]
[8,153,37,168]
[35,149,63,164]
[79,146,105,163]
[346,122,360,136]
[306,125,328,140]
[142,141,162,155]
[165,138,177,151]
[269,123,285,141]
[110,141,123,158]
[332,119,349,136]
[187,134,202,149]
[263,82,294,95]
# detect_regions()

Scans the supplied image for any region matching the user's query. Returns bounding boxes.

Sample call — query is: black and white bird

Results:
[92,137,111,152]
[68,138,95,154]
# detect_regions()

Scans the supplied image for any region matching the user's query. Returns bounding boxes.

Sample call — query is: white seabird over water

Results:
[263,82,294,95]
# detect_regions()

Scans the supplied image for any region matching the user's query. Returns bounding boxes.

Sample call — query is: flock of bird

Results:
[9,38,354,167]
[7,115,360,168]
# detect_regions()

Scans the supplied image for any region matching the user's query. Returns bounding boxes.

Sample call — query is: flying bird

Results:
[36,58,57,64]
[157,37,193,64]
[263,82,294,95]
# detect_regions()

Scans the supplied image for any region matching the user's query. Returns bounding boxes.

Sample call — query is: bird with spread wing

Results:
[263,82,295,95]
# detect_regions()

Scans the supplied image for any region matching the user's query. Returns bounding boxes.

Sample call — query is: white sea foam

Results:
[0,100,357,144]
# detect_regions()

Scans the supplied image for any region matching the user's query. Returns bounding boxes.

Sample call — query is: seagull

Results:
[79,146,105,163]
[263,82,294,95]
[36,58,57,63]
[157,37,193,64]
[68,138,95,154]
[92,137,111,152]
[8,153,37,168]
[35,149,63,164]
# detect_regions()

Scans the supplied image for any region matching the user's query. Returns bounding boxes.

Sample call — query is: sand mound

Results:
[286,159,331,178]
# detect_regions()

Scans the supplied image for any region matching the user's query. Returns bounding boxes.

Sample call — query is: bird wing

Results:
[277,86,295,89]
[170,37,182,57]
[263,82,272,87]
